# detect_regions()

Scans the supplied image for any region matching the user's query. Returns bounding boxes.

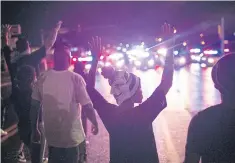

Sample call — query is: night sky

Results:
[2,1,235,45]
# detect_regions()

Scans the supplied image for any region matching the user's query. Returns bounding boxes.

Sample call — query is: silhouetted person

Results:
[87,25,174,162]
[185,54,235,163]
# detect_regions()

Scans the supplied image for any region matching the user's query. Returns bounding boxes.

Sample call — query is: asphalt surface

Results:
[1,64,220,163]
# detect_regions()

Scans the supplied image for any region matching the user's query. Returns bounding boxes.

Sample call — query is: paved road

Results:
[2,64,220,163]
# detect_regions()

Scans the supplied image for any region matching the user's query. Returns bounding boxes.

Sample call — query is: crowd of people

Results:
[1,21,235,163]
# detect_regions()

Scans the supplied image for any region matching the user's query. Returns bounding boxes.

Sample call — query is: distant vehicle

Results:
[200,49,222,67]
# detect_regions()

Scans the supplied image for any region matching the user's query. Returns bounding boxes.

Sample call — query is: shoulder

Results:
[195,104,223,120]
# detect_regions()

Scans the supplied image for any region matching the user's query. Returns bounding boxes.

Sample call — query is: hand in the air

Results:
[161,23,175,47]
[2,24,12,35]
[55,21,63,32]
[88,36,102,60]
[91,123,99,135]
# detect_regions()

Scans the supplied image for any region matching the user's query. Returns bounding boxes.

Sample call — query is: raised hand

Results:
[159,23,174,95]
[44,21,63,51]
[2,24,12,35]
[161,23,175,47]
[88,36,102,60]
[1,24,12,46]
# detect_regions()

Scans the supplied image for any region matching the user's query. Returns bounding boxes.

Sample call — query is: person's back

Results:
[33,69,87,147]
[185,54,235,163]
[186,104,235,162]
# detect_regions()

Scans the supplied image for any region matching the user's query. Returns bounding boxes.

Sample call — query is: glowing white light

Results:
[72,58,77,62]
[71,47,78,52]
[204,50,218,55]
[126,44,129,48]
[224,48,230,52]
[158,38,162,42]
[78,56,93,62]
[179,57,186,64]
[174,51,179,55]
[85,64,91,70]
[86,51,92,55]
[109,53,123,60]
[148,59,155,67]
[98,68,102,73]
[208,58,214,63]
[134,60,141,66]
[142,52,150,58]
[122,48,127,52]
[116,60,125,68]
[100,56,104,60]
[105,62,111,67]
[157,48,167,56]
[190,48,201,53]
[145,48,149,52]
[201,63,207,68]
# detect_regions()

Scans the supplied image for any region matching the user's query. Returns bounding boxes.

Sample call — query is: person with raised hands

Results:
[86,23,174,163]
[1,21,62,163]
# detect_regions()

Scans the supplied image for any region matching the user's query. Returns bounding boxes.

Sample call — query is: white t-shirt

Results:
[32,69,92,148]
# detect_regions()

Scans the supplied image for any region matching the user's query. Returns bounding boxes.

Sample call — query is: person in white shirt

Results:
[30,38,98,163]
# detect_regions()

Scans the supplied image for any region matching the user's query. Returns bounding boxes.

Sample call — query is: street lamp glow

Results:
[173,29,177,34]
[201,41,205,45]
[158,38,162,42]
[183,42,187,46]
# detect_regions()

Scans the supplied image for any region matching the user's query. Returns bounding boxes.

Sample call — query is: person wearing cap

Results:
[30,35,99,163]
[101,66,139,106]
[184,54,235,163]
[1,22,62,163]
[87,24,174,163]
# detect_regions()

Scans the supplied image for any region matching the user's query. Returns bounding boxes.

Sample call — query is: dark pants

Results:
[48,141,86,163]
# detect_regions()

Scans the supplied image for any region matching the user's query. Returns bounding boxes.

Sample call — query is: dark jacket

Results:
[87,86,167,163]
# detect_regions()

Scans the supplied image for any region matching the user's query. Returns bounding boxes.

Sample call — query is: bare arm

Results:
[158,47,174,95]
[44,21,62,52]
[87,36,102,88]
[88,56,99,88]
[1,25,11,47]
[82,103,98,127]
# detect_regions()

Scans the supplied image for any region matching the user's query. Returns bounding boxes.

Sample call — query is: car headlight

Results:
[179,57,186,64]
[148,59,155,67]
[116,60,125,68]
[208,58,214,64]
[85,64,91,70]
[134,60,141,66]
[105,62,111,67]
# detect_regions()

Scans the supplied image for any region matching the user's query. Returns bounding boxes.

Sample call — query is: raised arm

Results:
[136,23,174,122]
[29,21,62,66]
[158,23,175,95]
[87,36,102,88]
[1,24,11,47]
[44,21,62,52]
